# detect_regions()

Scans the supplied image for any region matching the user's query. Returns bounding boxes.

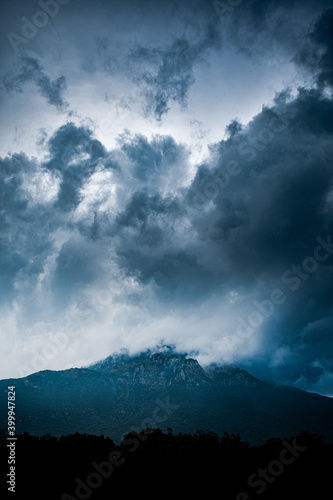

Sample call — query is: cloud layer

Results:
[0,1,332,396]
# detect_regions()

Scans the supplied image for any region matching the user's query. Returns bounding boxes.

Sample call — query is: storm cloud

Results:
[0,0,332,396]
[295,8,333,87]
[3,56,68,109]
[129,21,222,119]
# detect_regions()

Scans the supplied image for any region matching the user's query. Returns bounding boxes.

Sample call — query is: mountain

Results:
[88,347,263,389]
[1,349,332,444]
[89,348,212,386]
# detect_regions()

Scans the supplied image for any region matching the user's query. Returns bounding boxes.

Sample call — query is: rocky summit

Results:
[0,348,332,444]
[88,348,262,388]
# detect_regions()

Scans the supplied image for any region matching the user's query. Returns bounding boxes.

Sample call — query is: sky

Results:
[0,0,332,396]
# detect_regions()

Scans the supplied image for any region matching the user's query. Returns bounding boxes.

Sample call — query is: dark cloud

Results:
[90,80,332,388]
[219,0,333,72]
[128,21,221,119]
[112,190,212,299]
[117,132,190,188]
[181,82,333,390]
[3,56,68,109]
[1,80,332,390]
[0,153,57,301]
[52,235,107,306]
[225,119,243,138]
[1,0,332,392]
[295,9,333,87]
[183,88,333,313]
[44,122,107,211]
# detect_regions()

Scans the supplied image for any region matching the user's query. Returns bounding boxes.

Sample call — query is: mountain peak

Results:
[89,348,211,386]
[88,348,262,388]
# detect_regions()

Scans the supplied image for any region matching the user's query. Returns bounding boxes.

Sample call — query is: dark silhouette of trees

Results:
[0,428,332,499]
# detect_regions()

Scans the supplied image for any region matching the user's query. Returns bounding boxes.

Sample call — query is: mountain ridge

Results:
[1,349,332,445]
[87,349,262,388]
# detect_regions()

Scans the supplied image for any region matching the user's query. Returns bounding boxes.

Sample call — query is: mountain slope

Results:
[0,350,332,444]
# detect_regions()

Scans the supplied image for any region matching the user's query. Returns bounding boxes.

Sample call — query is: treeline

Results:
[0,428,332,499]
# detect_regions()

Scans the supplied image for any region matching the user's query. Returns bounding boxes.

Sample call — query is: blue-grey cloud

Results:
[44,122,107,211]
[295,8,333,87]
[1,0,333,394]
[3,56,68,109]
[117,132,190,188]
[0,153,58,302]
[129,21,222,119]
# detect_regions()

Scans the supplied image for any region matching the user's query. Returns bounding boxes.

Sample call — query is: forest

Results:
[1,427,332,499]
